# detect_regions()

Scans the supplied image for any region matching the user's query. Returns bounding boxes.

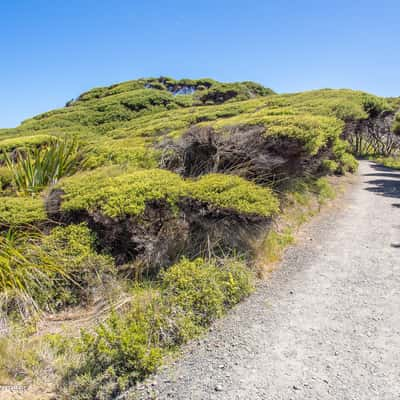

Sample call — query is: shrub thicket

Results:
[57,168,280,218]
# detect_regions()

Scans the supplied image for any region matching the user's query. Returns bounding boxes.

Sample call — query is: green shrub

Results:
[161,258,225,325]
[62,290,165,399]
[0,134,55,153]
[313,178,336,204]
[38,224,115,310]
[187,174,279,217]
[60,258,254,399]
[0,196,47,227]
[321,159,339,174]
[58,168,279,218]
[58,168,186,218]
[362,94,390,117]
[375,156,400,170]
[262,228,295,263]
[0,167,13,190]
[338,153,359,174]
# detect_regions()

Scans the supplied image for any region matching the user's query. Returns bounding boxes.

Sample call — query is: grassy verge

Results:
[0,257,254,400]
[373,155,400,170]
[258,177,337,269]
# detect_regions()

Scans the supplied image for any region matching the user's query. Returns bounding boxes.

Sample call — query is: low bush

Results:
[313,177,336,204]
[0,134,55,153]
[187,174,280,217]
[57,168,279,218]
[0,167,13,190]
[161,258,254,325]
[337,153,358,174]
[59,257,254,399]
[321,159,339,174]
[375,155,400,170]
[0,224,115,315]
[0,196,47,227]
[38,224,115,310]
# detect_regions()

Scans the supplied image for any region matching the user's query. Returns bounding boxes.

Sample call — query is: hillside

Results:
[0,77,398,399]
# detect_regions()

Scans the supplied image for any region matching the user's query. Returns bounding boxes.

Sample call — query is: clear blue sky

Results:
[1,0,400,127]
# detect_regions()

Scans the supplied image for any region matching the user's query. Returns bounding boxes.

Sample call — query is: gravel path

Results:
[131,160,400,400]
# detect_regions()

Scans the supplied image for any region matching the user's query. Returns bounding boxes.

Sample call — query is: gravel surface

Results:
[128,161,400,400]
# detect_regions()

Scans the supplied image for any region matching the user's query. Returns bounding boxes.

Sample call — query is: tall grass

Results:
[0,230,69,314]
[4,137,81,194]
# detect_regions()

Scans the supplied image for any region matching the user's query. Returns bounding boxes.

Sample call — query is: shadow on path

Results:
[364,163,400,200]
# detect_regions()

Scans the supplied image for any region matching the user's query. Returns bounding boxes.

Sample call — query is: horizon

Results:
[1,0,400,128]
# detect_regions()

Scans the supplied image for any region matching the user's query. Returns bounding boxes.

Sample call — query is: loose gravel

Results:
[126,161,400,400]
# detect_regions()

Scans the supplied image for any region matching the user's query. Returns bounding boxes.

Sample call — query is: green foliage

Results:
[337,153,358,174]
[362,94,390,117]
[0,224,115,314]
[63,290,165,399]
[332,139,358,174]
[161,258,244,325]
[5,137,81,194]
[0,134,55,152]
[58,168,187,218]
[0,167,14,190]
[321,159,339,174]
[58,168,279,218]
[0,230,68,312]
[38,224,115,309]
[375,155,400,170]
[0,196,47,227]
[60,258,254,399]
[84,137,160,169]
[262,228,295,263]
[313,177,336,204]
[392,112,400,135]
[196,81,275,104]
[188,174,280,216]
[0,332,44,382]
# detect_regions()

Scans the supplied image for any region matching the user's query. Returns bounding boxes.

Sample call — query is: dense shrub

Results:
[375,155,400,170]
[337,153,358,174]
[0,134,54,153]
[38,224,115,309]
[57,168,279,218]
[0,224,115,314]
[59,258,254,399]
[392,112,400,136]
[188,174,279,216]
[161,258,253,325]
[0,196,47,227]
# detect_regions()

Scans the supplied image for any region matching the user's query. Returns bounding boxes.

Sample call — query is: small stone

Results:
[293,385,301,390]
[215,385,223,392]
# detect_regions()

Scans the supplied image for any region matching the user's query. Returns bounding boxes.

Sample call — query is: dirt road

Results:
[131,161,400,400]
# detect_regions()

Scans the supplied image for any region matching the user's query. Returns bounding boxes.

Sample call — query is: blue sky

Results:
[1,0,400,127]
